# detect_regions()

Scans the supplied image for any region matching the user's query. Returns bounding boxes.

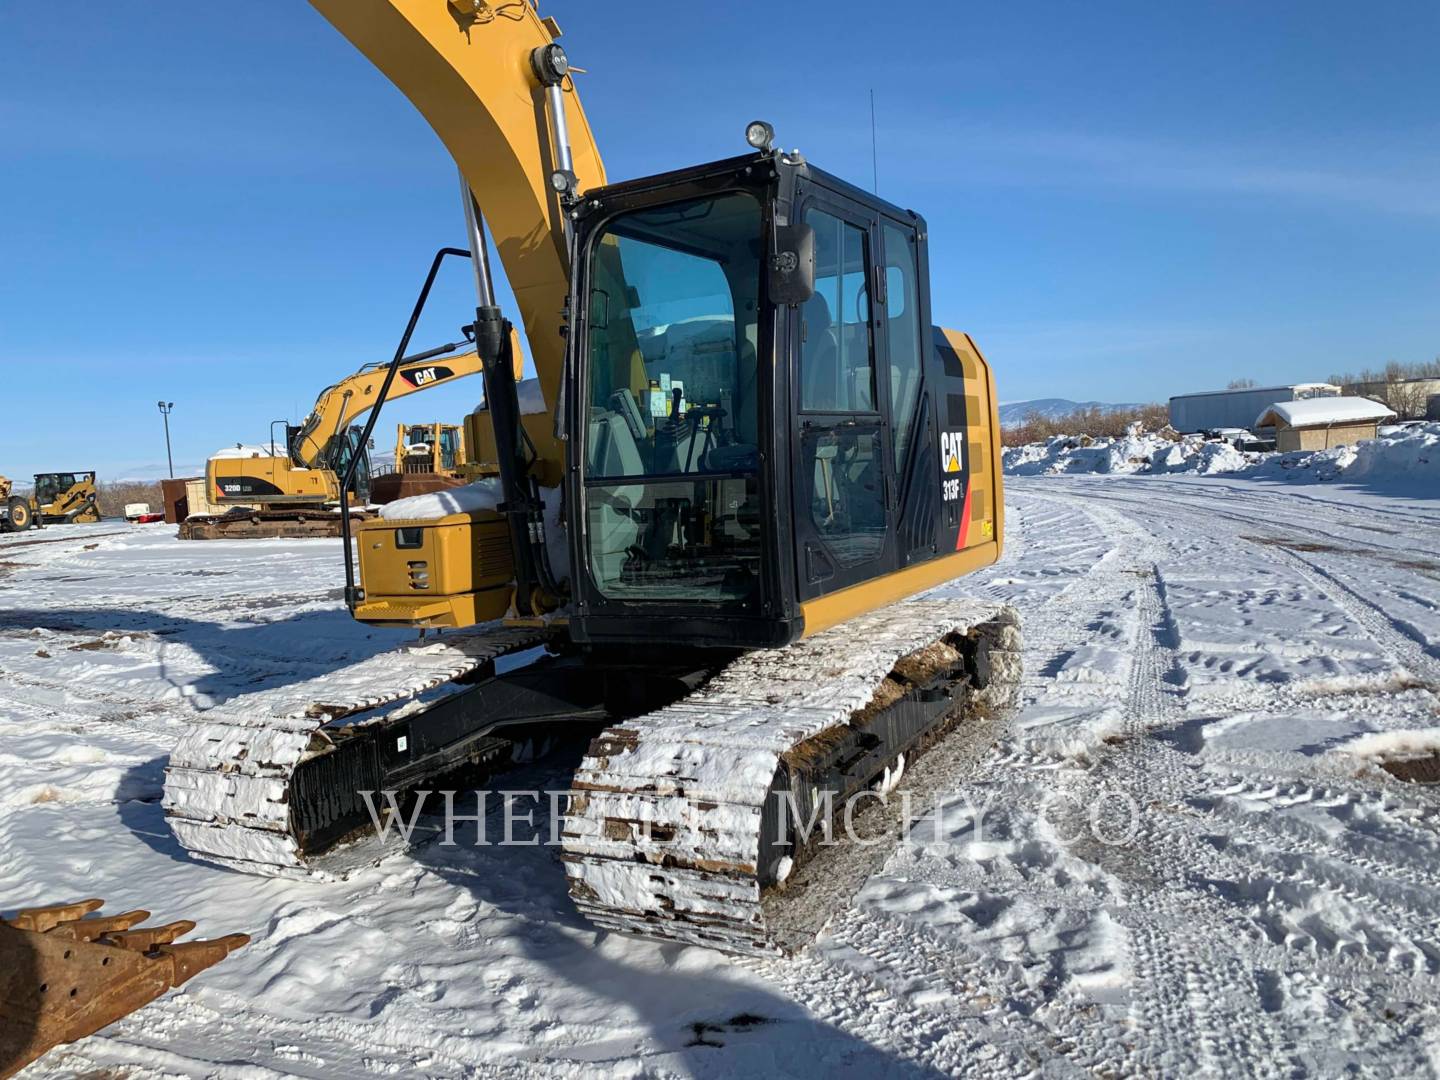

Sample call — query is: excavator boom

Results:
[290,347,485,469]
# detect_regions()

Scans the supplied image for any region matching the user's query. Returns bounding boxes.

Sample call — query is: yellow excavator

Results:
[0,472,101,532]
[183,345,490,538]
[162,0,1020,957]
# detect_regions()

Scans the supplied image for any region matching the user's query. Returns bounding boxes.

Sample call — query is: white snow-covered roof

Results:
[1255,396,1396,429]
[1170,382,1340,402]
[209,444,284,460]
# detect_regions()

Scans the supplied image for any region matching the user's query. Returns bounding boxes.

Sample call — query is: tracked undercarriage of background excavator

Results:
[162,0,1021,955]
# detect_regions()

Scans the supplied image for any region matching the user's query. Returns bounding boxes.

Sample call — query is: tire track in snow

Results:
[1035,495,1283,1073]
[1074,481,1440,561]
[1064,478,1440,693]
[1109,563,1294,1076]
[1252,543,1440,679]
[1031,481,1440,1075]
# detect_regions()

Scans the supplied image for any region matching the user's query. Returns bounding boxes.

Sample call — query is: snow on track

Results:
[2,485,1439,1077]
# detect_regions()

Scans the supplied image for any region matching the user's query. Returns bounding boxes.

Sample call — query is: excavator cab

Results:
[563,151,1002,650]
[350,148,1003,645]
[324,426,374,504]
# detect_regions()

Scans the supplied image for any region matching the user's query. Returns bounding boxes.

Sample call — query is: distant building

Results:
[1254,397,1396,453]
[1168,383,1340,435]
[1342,377,1440,420]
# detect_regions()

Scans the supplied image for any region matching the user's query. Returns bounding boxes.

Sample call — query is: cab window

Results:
[799,208,876,413]
[582,191,764,606]
[883,223,924,471]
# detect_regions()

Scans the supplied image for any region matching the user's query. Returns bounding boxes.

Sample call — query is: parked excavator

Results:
[182,344,488,538]
[163,0,1020,956]
[0,472,101,532]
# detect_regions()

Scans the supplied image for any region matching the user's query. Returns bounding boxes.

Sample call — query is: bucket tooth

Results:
[44,910,150,943]
[100,920,197,951]
[152,934,252,986]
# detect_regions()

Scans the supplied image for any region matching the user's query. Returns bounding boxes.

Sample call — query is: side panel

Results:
[933,328,1003,559]
[353,512,514,628]
[208,458,338,505]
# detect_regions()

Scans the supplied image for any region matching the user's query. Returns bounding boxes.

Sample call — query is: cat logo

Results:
[940,431,966,474]
[399,364,455,389]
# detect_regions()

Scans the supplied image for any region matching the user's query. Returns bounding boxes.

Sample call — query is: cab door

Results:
[790,191,897,599]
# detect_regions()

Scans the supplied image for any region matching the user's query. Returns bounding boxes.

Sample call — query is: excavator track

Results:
[162,627,552,876]
[177,509,372,541]
[561,599,1022,956]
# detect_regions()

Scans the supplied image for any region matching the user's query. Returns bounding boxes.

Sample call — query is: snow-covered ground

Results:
[1005,420,1440,486]
[3,475,1440,1077]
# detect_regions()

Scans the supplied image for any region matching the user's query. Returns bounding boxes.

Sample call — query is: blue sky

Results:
[3,1,1438,479]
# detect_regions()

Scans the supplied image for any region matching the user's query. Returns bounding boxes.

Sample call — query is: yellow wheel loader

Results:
[0,475,32,533]
[0,472,100,532]
[33,472,101,525]
[163,0,1021,957]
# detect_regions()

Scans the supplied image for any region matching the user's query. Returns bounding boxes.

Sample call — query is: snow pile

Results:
[1004,431,1255,477]
[1247,422,1440,484]
[1338,728,1440,766]
[1005,422,1439,484]
[379,479,502,521]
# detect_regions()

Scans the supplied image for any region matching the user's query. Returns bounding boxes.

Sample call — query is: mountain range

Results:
[998,398,1146,426]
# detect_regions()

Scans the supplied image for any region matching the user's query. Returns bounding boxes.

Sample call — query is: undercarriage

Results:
[162,600,1019,954]
[177,508,372,541]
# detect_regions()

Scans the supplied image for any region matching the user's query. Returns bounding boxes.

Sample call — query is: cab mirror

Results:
[769,223,815,305]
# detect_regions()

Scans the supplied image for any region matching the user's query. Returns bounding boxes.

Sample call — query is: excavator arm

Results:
[290,348,485,468]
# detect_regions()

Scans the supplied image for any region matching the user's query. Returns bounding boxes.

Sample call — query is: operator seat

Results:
[585,404,646,586]
[800,292,839,411]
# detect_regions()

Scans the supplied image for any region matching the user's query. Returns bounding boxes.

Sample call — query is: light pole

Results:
[157,401,175,479]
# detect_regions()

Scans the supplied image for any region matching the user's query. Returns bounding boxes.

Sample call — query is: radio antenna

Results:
[869,89,879,194]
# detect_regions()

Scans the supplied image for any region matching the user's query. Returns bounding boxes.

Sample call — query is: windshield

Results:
[583,190,764,607]
[35,474,75,502]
